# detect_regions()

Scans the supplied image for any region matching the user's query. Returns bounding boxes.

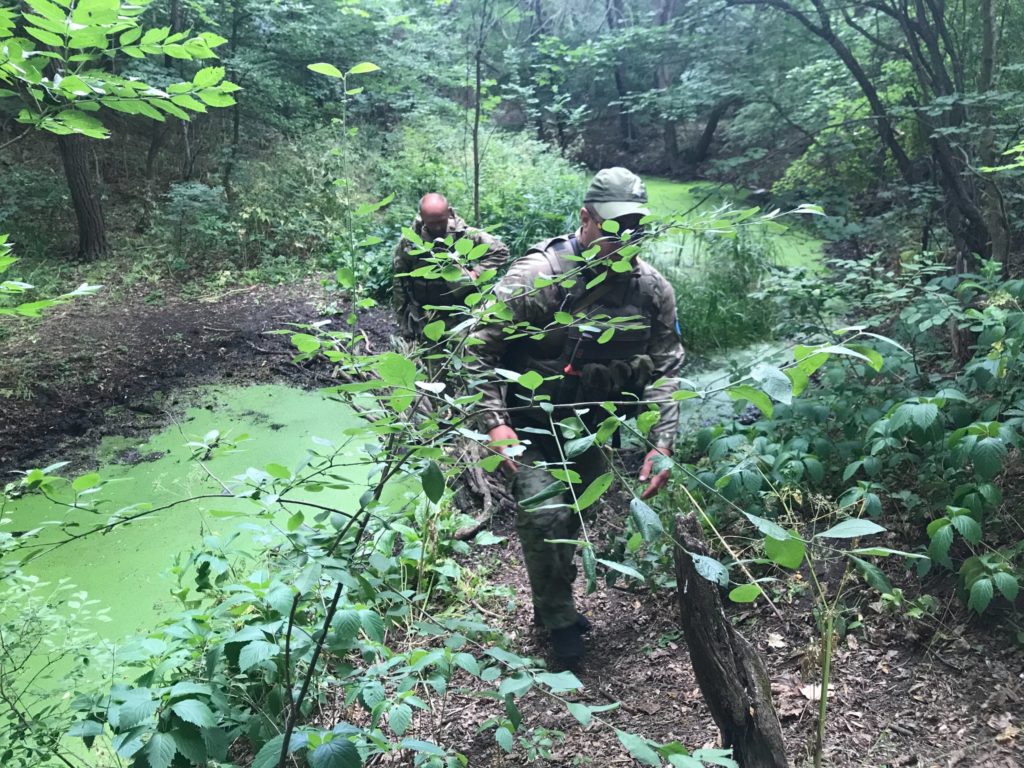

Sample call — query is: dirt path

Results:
[428,496,1024,768]
[2,283,1021,767]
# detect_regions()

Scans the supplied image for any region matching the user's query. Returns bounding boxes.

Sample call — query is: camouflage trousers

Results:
[510,429,609,631]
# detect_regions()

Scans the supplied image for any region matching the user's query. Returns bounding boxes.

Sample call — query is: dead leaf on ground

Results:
[800,683,834,702]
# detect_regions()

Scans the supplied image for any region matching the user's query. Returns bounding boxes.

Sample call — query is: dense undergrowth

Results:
[4,195,1024,768]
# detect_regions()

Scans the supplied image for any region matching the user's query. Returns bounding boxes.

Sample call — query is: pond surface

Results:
[645,177,825,270]
[4,383,367,639]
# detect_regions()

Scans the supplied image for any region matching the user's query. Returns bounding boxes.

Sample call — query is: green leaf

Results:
[727,385,772,418]
[928,523,954,569]
[565,434,595,458]
[992,572,1019,602]
[421,460,445,503]
[764,534,805,569]
[308,62,344,78]
[192,66,225,87]
[576,471,612,511]
[495,727,514,753]
[950,514,982,545]
[519,480,567,509]
[170,699,216,728]
[389,703,412,736]
[266,463,290,479]
[616,730,661,767]
[597,558,645,582]
[334,610,361,643]
[972,437,1006,480]
[399,739,445,756]
[750,363,792,404]
[454,652,480,676]
[847,547,927,559]
[671,389,700,401]
[27,0,66,23]
[689,552,729,586]
[252,734,307,768]
[815,519,885,539]
[72,472,101,492]
[378,352,417,388]
[728,583,762,603]
[238,640,279,672]
[291,332,320,354]
[68,720,104,738]
[848,555,893,594]
[309,736,360,768]
[347,61,380,75]
[845,343,884,372]
[582,546,597,593]
[423,320,445,341]
[170,93,207,112]
[630,497,664,543]
[968,577,993,614]
[145,732,177,768]
[567,702,592,726]
[743,512,788,541]
[536,670,582,693]
[360,610,385,642]
[517,370,544,391]
[25,25,63,47]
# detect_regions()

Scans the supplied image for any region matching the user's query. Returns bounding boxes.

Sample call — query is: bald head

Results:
[418,193,452,239]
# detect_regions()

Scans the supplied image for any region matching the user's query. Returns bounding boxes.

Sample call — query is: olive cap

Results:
[583,167,650,220]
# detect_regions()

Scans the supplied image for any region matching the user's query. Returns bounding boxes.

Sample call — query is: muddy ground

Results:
[1,282,1022,768]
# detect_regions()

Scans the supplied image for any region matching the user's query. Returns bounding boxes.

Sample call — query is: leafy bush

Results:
[651,228,777,354]
[374,118,584,259]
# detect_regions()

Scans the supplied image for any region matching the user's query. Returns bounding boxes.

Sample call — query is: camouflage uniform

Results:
[470,231,685,631]
[393,211,509,341]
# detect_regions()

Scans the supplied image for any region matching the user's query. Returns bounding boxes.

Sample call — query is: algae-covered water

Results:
[645,177,824,270]
[4,384,368,638]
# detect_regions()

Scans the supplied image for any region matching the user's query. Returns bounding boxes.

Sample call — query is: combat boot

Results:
[549,624,585,665]
[533,608,591,633]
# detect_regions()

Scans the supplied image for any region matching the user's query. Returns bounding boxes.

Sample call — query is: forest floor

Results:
[1,283,1022,768]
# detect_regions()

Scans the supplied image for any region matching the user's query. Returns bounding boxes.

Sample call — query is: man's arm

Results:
[466,253,559,431]
[392,238,414,312]
[644,273,685,448]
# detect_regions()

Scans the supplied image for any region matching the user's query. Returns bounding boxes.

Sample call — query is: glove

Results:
[639,446,671,500]
[487,424,520,475]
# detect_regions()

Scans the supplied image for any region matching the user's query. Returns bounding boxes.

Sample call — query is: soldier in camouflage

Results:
[393,193,509,341]
[469,168,685,664]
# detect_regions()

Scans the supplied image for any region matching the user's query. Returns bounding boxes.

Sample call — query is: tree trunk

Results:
[683,95,741,173]
[606,0,633,150]
[656,0,680,172]
[473,44,482,227]
[673,513,788,768]
[978,0,1010,271]
[59,135,108,260]
[727,0,914,183]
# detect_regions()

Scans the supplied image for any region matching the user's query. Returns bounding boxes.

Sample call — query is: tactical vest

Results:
[504,235,659,417]
[405,223,475,307]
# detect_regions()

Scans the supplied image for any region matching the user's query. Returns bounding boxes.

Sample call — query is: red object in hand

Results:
[639,446,672,500]
[488,424,520,474]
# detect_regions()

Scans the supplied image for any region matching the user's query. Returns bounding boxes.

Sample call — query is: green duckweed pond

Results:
[3,383,369,639]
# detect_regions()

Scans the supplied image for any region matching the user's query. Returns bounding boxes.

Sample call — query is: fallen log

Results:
[674,512,788,768]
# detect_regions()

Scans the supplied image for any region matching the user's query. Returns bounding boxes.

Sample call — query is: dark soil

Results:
[0,279,395,478]
[3,283,1022,768]
[419,486,1024,768]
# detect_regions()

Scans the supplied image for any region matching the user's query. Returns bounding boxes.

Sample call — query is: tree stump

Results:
[674,513,788,768]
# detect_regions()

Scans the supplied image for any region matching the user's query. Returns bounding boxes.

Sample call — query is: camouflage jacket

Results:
[469,232,685,448]
[392,212,509,337]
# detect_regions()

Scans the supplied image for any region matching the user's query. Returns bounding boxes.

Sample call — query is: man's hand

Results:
[639,447,672,500]
[488,424,520,475]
